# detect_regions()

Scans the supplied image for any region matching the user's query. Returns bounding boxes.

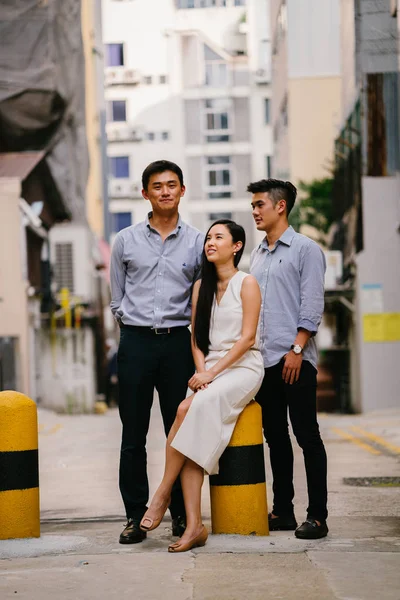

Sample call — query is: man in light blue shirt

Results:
[110,160,203,545]
[249,178,328,540]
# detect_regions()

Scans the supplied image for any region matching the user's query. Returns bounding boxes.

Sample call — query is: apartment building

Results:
[102,0,272,264]
[270,0,341,185]
[329,0,400,413]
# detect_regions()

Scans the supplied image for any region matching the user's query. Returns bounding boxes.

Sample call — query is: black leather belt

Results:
[120,324,187,335]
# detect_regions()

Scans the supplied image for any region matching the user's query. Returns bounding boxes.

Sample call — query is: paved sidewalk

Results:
[1,403,399,599]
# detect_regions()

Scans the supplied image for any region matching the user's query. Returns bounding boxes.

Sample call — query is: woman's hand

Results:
[188,371,215,392]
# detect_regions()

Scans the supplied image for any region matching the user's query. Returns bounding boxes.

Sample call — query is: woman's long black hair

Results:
[194,219,246,356]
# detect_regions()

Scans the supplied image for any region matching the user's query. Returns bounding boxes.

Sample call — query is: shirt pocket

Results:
[180,250,200,282]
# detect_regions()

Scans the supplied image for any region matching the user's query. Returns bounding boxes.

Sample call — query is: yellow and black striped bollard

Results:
[209,400,269,535]
[0,391,40,540]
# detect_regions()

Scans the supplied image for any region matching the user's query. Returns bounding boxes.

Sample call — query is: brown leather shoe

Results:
[168,525,208,553]
[119,519,147,544]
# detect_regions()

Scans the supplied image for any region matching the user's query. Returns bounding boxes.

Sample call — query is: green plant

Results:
[289,178,334,243]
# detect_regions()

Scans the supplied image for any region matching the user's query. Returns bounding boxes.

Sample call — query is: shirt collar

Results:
[146,212,182,236]
[259,226,295,251]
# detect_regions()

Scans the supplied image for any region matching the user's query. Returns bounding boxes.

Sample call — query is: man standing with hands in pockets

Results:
[110,160,203,544]
[248,178,328,539]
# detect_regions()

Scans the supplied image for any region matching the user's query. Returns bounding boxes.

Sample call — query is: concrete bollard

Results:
[209,400,269,535]
[0,391,40,540]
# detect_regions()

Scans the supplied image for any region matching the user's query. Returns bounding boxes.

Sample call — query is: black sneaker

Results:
[268,512,297,531]
[295,518,328,539]
[171,516,186,537]
[119,518,147,544]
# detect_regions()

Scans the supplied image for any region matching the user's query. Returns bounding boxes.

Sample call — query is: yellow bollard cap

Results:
[0,390,38,452]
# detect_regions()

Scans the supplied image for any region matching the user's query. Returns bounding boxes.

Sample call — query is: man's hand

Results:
[188,371,214,392]
[282,351,302,385]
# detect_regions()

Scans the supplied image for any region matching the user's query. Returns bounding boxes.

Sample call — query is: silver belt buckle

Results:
[154,328,170,335]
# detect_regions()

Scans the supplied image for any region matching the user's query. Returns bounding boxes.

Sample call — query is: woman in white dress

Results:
[140,220,264,552]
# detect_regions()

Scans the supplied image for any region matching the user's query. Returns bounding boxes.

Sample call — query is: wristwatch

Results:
[290,344,303,355]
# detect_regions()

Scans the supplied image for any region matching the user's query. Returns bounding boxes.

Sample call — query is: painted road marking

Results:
[350,426,400,455]
[331,427,381,455]
[38,424,63,436]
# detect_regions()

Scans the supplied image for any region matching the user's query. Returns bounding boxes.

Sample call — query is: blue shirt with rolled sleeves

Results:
[250,226,326,370]
[110,213,204,328]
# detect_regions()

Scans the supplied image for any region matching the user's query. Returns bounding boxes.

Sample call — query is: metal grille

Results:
[54,243,74,293]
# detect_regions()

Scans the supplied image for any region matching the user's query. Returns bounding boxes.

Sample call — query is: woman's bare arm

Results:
[190,279,207,373]
[189,276,261,390]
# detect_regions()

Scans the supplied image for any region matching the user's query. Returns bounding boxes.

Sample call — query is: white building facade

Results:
[102,0,272,264]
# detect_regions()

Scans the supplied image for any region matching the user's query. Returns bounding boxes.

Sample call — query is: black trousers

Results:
[117,325,194,521]
[256,359,328,522]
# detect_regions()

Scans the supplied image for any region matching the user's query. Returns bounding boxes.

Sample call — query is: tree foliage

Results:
[289,178,334,243]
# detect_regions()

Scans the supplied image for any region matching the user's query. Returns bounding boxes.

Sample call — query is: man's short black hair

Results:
[247,178,297,216]
[142,160,184,191]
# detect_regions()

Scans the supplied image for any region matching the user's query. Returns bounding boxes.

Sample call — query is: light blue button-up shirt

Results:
[110,213,204,328]
[250,226,326,369]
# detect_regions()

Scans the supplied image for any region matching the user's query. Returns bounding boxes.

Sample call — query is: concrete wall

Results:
[37,328,96,413]
[289,76,342,184]
[0,178,30,395]
[355,176,400,412]
[287,0,341,79]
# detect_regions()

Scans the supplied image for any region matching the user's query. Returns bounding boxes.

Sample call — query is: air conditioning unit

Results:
[108,180,131,198]
[105,68,124,86]
[107,128,120,141]
[130,127,143,141]
[255,68,270,84]
[106,124,144,142]
[105,67,140,86]
[49,223,96,302]
[130,182,142,197]
[123,69,141,85]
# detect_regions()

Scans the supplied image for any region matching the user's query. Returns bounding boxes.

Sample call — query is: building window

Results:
[143,75,152,84]
[266,155,272,178]
[161,131,170,140]
[204,98,231,142]
[109,156,130,178]
[109,100,126,122]
[281,94,288,127]
[208,192,232,199]
[204,45,228,87]
[208,212,232,221]
[177,0,229,7]
[106,43,124,67]
[113,212,132,233]
[146,132,155,141]
[234,0,246,5]
[206,156,233,198]
[264,98,270,124]
[159,75,167,84]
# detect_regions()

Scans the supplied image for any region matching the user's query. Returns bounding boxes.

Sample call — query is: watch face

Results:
[293,345,302,354]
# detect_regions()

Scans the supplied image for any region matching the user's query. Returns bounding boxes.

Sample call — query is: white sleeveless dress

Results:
[171,271,264,475]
